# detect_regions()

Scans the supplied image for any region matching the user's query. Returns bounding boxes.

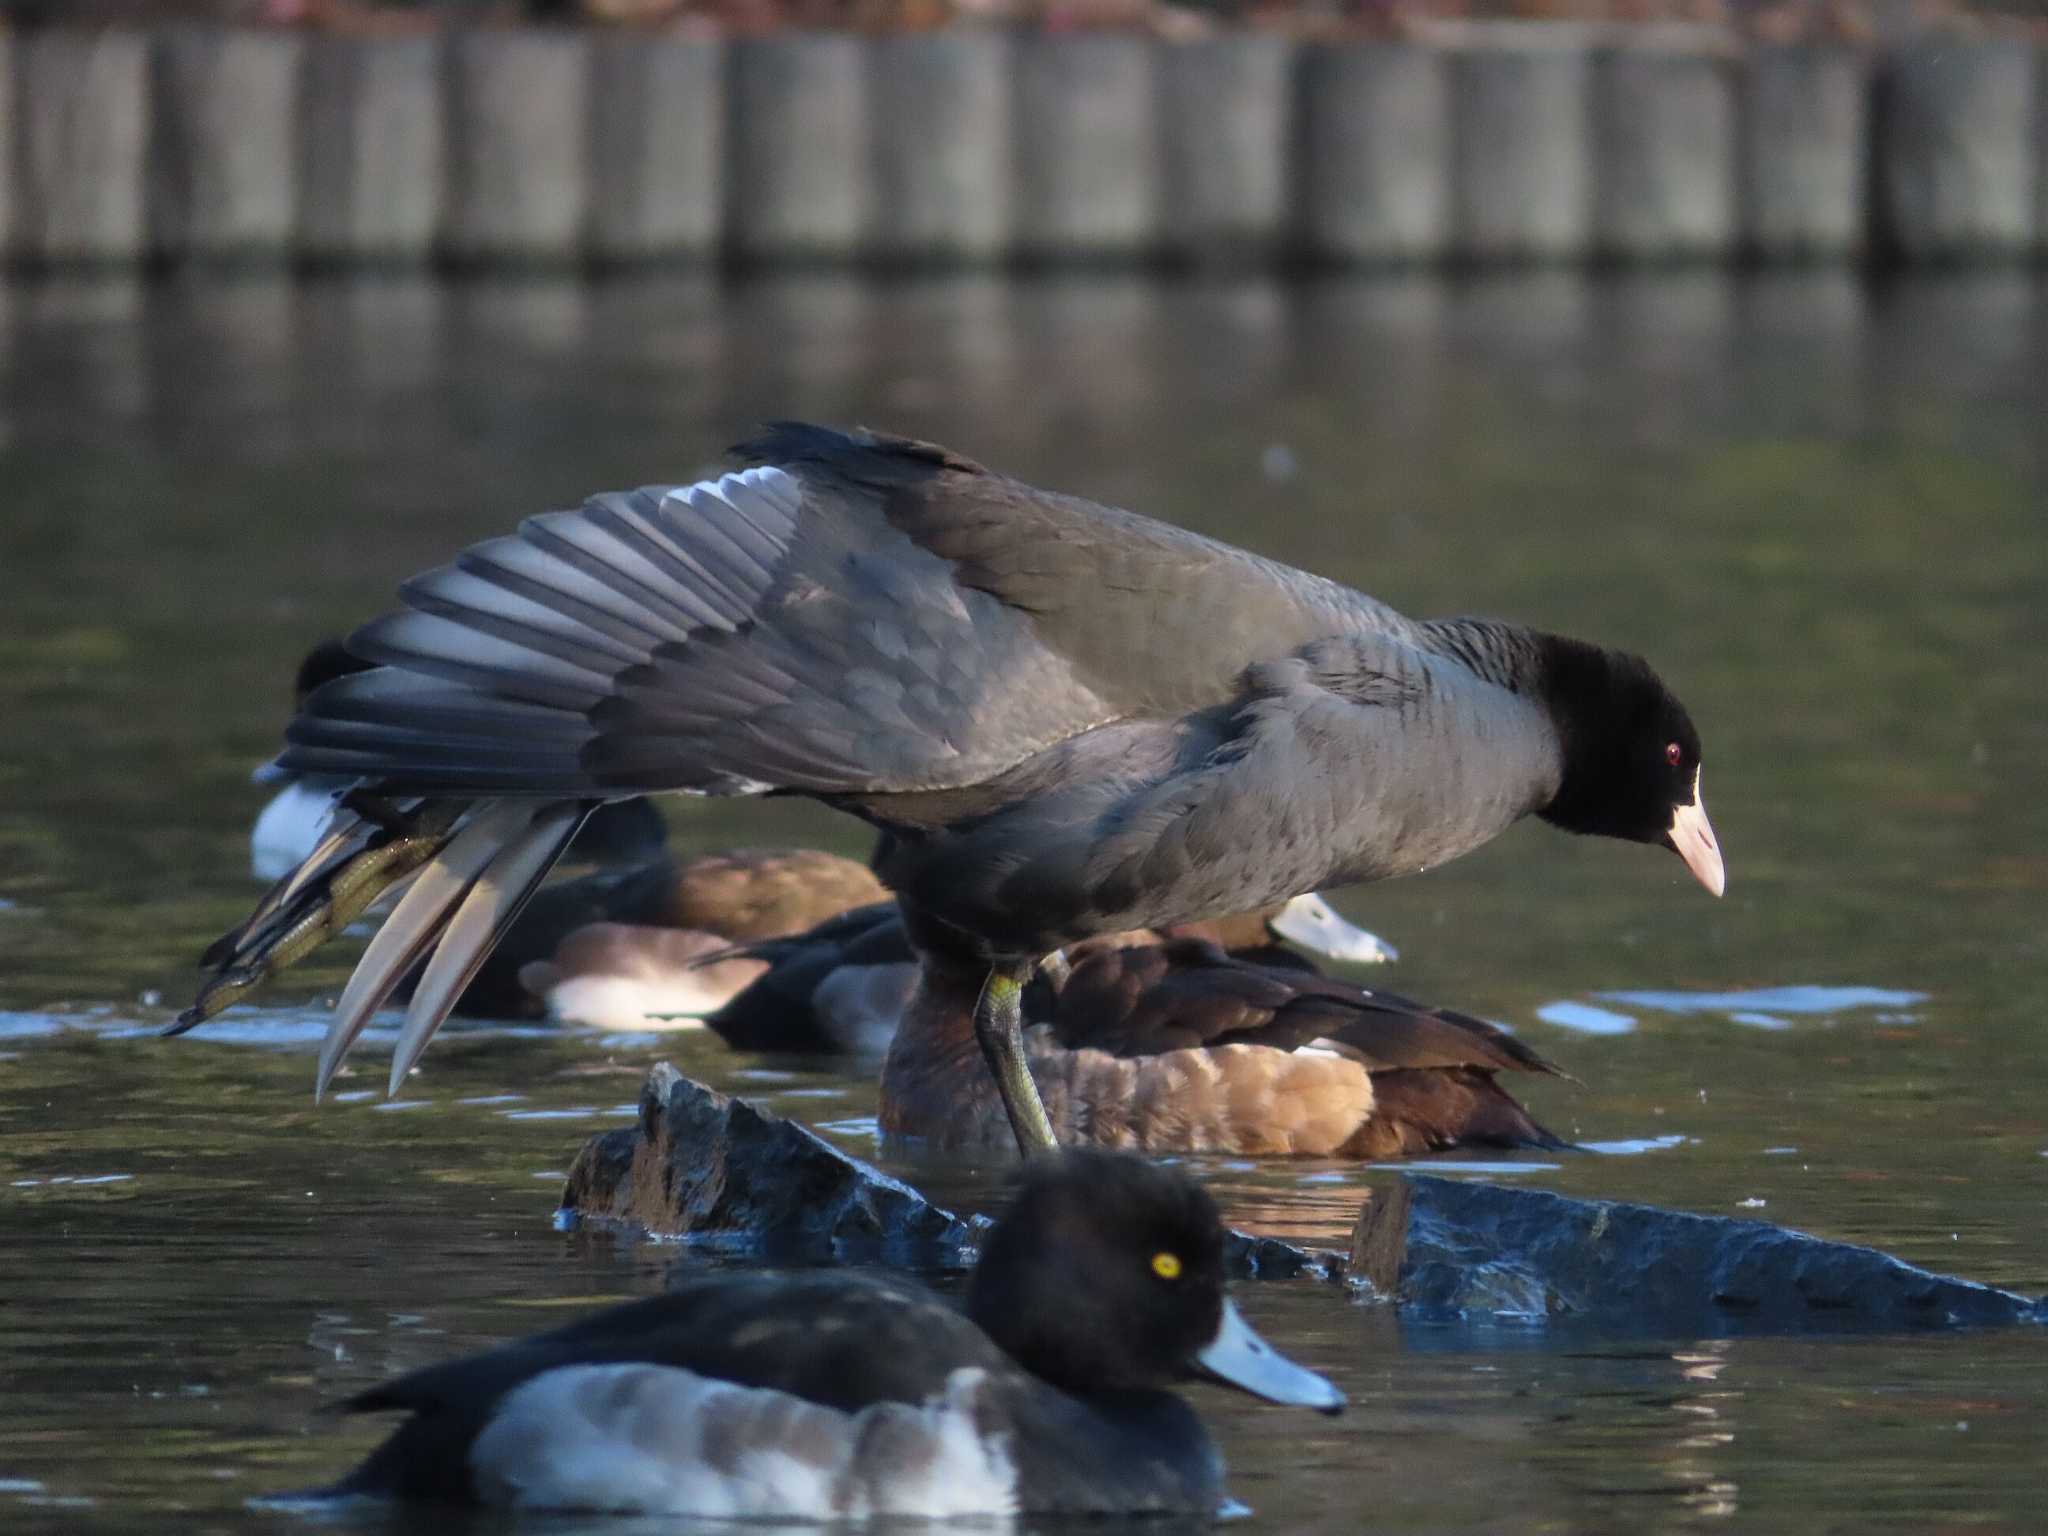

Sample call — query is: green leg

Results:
[975,959,1058,1155]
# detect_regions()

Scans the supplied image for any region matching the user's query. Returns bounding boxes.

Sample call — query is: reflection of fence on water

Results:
[2,23,2043,267]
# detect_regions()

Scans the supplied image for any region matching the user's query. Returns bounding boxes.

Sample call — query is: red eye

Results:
[1664,742,1683,768]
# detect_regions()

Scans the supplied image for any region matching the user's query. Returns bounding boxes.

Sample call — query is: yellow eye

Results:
[1151,1251,1183,1281]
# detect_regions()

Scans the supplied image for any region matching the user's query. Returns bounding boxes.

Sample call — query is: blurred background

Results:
[1,6,2045,1535]
[5,1,2048,36]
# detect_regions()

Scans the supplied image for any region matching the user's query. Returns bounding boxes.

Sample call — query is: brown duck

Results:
[474,846,888,1025]
[698,891,1398,1056]
[880,938,1570,1159]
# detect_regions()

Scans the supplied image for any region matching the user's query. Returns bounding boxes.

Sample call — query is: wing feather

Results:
[315,803,534,1097]
[386,804,586,1094]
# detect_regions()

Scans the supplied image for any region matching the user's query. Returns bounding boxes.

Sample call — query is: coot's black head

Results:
[1534,637,1725,896]
[967,1151,1342,1413]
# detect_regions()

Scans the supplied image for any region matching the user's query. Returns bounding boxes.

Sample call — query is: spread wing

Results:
[180,426,1420,1087]
[283,424,1398,800]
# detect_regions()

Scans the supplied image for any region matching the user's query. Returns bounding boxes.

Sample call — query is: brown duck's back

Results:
[1032,1039,1377,1157]
[878,949,1565,1159]
[662,848,887,941]
[1063,907,1290,965]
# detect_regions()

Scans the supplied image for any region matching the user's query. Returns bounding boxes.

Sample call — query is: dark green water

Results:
[1,270,2044,1533]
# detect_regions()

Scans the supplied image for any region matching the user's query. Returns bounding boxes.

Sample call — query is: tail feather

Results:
[1357,1067,1572,1156]
[200,817,372,970]
[169,801,467,1038]
[313,803,532,1096]
[385,803,584,1094]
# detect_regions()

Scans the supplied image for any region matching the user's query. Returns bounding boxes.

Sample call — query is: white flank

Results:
[249,781,341,882]
[528,926,766,1029]
[540,974,716,1032]
[470,1364,1017,1520]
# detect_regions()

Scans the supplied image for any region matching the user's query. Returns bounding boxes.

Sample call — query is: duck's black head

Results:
[967,1151,1342,1413]
[1534,637,1725,897]
[294,639,373,707]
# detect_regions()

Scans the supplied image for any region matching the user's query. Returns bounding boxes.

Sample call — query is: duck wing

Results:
[706,899,907,970]
[333,1271,1004,1502]
[1050,940,1567,1080]
[1038,941,1572,1155]
[703,901,913,1053]
[345,1272,992,1422]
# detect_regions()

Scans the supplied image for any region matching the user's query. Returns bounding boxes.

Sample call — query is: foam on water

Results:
[1579,1134,1688,1156]
[1599,985,1927,1017]
[1534,1001,1637,1036]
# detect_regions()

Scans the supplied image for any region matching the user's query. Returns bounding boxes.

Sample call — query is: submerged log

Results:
[560,1061,976,1262]
[1351,1174,2044,1333]
[565,1066,2043,1331]
[561,1063,1343,1279]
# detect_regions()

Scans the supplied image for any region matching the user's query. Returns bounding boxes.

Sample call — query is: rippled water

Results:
[1,270,2045,1533]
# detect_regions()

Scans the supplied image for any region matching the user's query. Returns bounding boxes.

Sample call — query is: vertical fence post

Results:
[152,26,304,261]
[1593,36,1735,261]
[1740,45,1869,260]
[300,32,445,264]
[869,30,1012,264]
[15,31,151,263]
[1879,42,2039,259]
[1159,35,1293,263]
[1014,33,1160,261]
[444,28,592,265]
[1452,28,1594,261]
[729,34,869,262]
[588,32,725,264]
[1300,45,1452,265]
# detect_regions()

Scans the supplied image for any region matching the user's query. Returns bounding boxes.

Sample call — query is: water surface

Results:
[1,270,2044,1533]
